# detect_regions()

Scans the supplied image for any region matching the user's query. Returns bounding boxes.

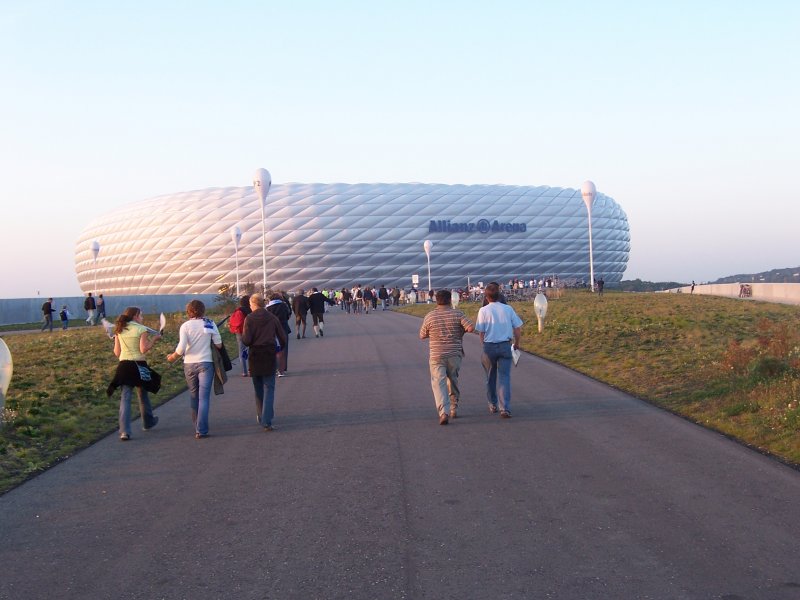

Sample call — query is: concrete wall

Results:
[0,294,220,326]
[661,283,800,306]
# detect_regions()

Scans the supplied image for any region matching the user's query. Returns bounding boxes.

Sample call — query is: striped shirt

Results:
[419,307,475,360]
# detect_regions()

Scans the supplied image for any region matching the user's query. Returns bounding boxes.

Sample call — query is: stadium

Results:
[74,182,630,294]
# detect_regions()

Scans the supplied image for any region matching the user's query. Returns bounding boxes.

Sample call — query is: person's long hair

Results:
[114,307,141,334]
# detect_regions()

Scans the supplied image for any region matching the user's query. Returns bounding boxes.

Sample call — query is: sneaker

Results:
[488,404,499,414]
[439,414,449,425]
[264,425,275,431]
[296,333,300,339]
[277,372,286,378]
[449,407,457,419]
[195,433,209,439]
[143,416,159,431]
[500,411,512,419]
[320,329,324,336]
[120,433,130,441]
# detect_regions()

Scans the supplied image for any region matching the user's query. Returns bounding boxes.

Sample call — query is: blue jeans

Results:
[236,333,248,376]
[429,354,462,417]
[252,374,276,427]
[41,315,53,332]
[119,385,155,436]
[184,362,213,435]
[481,341,513,413]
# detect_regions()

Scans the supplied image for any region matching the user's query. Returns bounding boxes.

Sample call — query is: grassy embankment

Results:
[0,311,235,494]
[401,291,800,466]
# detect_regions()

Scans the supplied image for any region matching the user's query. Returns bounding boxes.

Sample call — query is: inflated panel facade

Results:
[75,183,630,294]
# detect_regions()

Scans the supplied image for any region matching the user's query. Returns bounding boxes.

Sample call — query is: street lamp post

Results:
[581,181,596,292]
[231,226,242,296]
[253,168,272,294]
[91,240,100,296]
[423,240,433,297]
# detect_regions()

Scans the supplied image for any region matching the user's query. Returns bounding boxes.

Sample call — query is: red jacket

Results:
[229,307,246,334]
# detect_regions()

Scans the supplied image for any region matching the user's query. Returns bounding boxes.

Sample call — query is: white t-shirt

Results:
[175,318,222,363]
[475,302,523,343]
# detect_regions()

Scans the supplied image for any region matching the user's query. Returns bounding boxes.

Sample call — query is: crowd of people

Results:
[103,282,525,441]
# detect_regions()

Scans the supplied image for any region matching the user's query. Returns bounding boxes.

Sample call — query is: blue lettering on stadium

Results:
[428,219,527,234]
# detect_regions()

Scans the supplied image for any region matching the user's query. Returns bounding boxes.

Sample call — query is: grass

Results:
[0,311,236,494]
[401,291,800,466]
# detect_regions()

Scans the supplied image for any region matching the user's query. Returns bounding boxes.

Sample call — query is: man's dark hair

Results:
[485,283,500,302]
[435,289,451,305]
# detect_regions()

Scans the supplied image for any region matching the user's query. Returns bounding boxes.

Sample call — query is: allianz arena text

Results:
[75,182,630,295]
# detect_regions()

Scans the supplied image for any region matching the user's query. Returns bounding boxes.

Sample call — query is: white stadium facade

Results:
[75,182,630,295]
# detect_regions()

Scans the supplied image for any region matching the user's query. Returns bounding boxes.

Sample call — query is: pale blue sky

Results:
[1,1,798,298]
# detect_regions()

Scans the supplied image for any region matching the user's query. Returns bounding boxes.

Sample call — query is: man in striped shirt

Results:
[419,289,475,425]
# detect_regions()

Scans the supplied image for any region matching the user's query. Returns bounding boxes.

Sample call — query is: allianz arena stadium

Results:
[75,182,630,295]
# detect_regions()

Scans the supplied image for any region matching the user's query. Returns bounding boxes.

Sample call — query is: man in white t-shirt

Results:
[474,283,523,418]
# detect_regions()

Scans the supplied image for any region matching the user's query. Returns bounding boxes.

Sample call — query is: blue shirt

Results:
[475,302,523,343]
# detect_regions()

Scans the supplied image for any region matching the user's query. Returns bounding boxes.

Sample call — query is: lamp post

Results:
[91,240,100,296]
[0,337,12,421]
[423,240,433,297]
[581,181,596,292]
[231,226,242,296]
[533,292,548,333]
[253,168,272,294]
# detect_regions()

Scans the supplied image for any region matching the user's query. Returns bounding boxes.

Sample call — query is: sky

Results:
[1,1,798,298]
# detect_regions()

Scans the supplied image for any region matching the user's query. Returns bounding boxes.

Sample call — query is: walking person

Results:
[84,292,97,325]
[475,283,523,418]
[419,289,475,424]
[242,293,287,431]
[59,305,70,330]
[108,307,161,441]
[228,295,251,377]
[308,287,335,336]
[40,297,55,332]
[378,284,389,310]
[167,300,222,439]
[292,290,310,338]
[267,292,292,377]
[96,294,106,320]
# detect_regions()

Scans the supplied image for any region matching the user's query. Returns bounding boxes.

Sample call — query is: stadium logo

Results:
[428,219,527,234]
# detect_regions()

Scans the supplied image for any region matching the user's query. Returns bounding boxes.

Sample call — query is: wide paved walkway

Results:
[1,308,799,599]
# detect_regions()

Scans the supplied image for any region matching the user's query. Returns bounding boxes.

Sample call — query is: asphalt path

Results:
[1,307,799,600]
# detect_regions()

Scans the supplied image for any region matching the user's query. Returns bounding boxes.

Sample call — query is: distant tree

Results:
[215,281,257,311]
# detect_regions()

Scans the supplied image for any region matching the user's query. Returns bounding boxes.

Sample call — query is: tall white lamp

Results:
[231,226,242,296]
[91,240,100,296]
[534,292,549,333]
[0,337,12,421]
[581,181,596,292]
[253,168,272,294]
[423,240,433,295]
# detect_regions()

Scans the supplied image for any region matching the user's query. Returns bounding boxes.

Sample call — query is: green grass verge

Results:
[0,312,236,494]
[401,291,800,466]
